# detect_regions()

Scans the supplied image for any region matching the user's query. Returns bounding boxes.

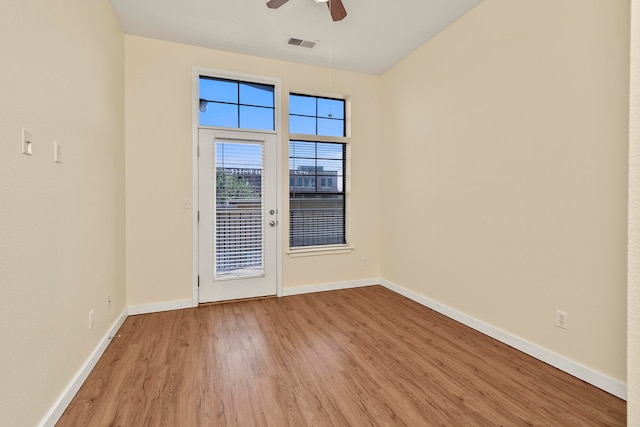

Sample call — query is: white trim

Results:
[38,308,128,427]
[194,67,282,89]
[379,279,627,400]
[275,94,284,298]
[39,278,628,426]
[282,278,379,296]
[127,299,193,316]
[213,130,268,142]
[191,67,201,308]
[289,133,350,144]
[288,245,354,257]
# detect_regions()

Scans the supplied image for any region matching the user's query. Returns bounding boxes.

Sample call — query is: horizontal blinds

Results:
[289,140,346,248]
[215,142,264,278]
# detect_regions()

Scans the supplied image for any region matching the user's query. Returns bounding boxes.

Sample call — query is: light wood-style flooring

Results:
[57,286,626,426]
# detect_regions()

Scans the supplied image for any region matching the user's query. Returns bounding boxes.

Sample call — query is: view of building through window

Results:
[289,94,347,248]
[198,79,348,250]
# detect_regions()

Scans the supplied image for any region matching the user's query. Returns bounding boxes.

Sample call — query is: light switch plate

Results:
[22,128,32,155]
[54,141,62,163]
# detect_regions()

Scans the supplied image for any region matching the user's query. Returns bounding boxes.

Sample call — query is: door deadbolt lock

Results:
[269,220,277,227]
[269,209,276,215]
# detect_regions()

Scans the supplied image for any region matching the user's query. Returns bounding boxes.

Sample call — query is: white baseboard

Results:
[38,278,626,427]
[379,279,627,400]
[127,299,193,316]
[282,278,380,296]
[38,308,128,427]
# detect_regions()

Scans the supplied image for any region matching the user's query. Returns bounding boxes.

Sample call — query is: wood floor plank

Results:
[57,286,626,426]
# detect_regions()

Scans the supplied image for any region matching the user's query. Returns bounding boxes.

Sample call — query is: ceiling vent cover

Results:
[288,37,317,49]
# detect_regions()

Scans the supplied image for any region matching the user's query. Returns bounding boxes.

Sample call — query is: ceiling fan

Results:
[266,0,347,22]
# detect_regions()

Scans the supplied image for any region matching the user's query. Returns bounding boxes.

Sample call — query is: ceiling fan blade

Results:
[266,0,290,9]
[327,0,347,21]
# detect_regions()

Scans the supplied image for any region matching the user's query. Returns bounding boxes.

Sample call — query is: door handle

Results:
[269,220,277,227]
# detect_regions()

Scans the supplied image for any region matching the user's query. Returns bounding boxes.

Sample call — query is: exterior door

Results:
[198,129,278,303]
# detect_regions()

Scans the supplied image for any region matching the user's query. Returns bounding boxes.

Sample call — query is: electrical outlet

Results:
[556,310,568,329]
[89,309,95,330]
[361,257,367,266]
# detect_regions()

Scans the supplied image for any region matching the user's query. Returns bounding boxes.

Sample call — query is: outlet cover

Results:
[556,310,568,329]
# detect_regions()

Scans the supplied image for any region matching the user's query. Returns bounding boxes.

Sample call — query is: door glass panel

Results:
[215,142,264,279]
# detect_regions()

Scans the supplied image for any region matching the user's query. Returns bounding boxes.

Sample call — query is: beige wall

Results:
[381,0,630,383]
[629,0,640,422]
[0,1,633,424]
[124,36,382,306]
[0,1,125,426]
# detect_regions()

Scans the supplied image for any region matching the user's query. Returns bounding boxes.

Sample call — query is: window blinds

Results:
[215,142,265,278]
[289,140,346,247]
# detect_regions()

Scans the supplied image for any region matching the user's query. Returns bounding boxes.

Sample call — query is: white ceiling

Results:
[109,0,483,75]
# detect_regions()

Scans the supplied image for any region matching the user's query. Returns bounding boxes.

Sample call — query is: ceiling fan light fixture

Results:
[267,0,346,22]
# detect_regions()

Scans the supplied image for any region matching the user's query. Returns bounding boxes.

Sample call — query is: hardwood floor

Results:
[57,286,626,426]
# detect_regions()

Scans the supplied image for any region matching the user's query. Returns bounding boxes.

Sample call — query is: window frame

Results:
[288,93,352,256]
[289,93,346,137]
[198,75,277,132]
[192,66,283,302]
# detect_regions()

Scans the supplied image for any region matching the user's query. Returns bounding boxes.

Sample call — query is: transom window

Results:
[199,76,275,131]
[289,94,345,137]
[289,94,347,249]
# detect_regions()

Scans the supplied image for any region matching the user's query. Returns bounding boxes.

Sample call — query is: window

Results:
[199,77,275,131]
[290,94,345,136]
[289,94,347,249]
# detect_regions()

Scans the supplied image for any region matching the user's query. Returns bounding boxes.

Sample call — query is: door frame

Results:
[191,66,283,307]
[198,129,278,302]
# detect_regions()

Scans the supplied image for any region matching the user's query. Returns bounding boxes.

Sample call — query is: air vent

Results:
[288,37,317,49]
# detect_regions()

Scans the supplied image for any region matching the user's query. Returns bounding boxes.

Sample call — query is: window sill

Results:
[287,245,354,258]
